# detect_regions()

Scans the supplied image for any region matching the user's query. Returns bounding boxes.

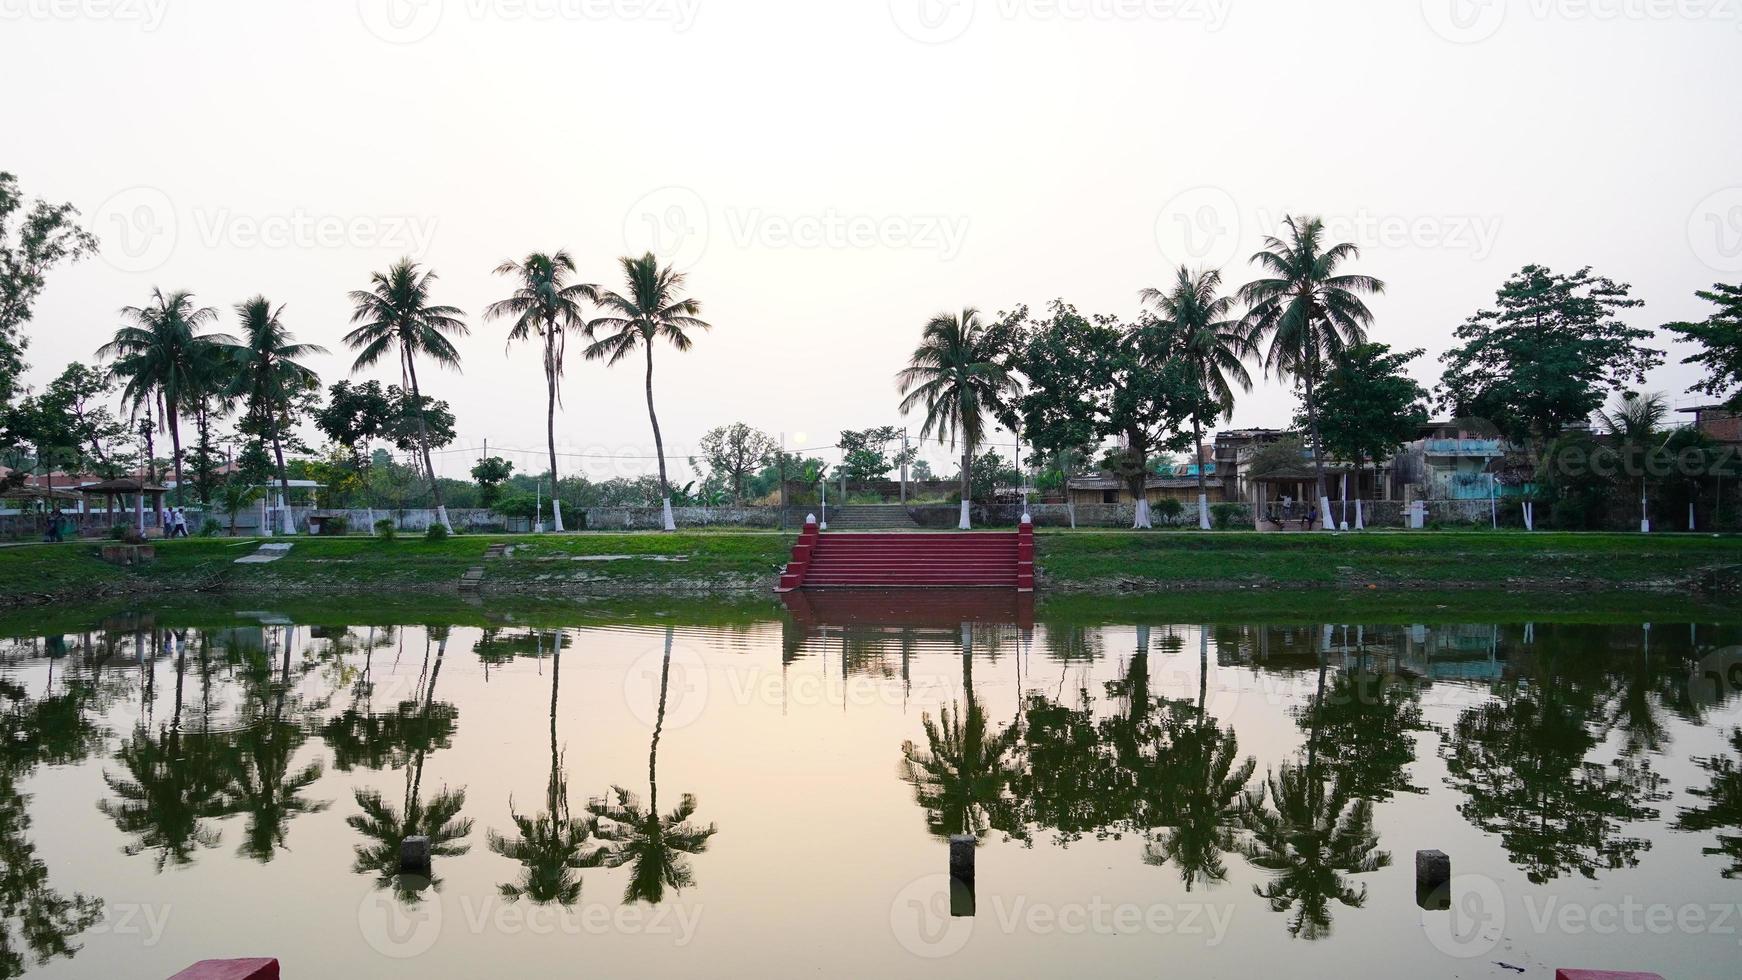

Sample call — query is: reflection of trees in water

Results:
[1238,764,1389,940]
[1441,635,1669,884]
[590,628,716,904]
[1,660,107,979]
[489,631,604,906]
[1676,728,1742,880]
[224,625,331,863]
[345,627,473,904]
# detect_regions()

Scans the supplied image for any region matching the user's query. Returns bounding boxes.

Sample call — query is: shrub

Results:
[321,515,351,536]
[199,520,224,537]
[1211,503,1241,531]
[374,518,397,541]
[109,524,128,541]
[424,523,449,542]
[1154,498,1185,525]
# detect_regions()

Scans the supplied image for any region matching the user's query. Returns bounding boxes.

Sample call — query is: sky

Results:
[5,0,1741,481]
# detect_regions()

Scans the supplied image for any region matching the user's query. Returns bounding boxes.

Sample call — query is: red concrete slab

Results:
[167,960,280,980]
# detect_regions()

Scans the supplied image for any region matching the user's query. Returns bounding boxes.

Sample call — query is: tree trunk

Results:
[167,398,185,507]
[1193,417,1210,530]
[644,341,674,531]
[194,403,212,506]
[270,418,293,536]
[1302,368,1332,530]
[958,386,972,531]
[404,353,450,531]
[546,330,564,532]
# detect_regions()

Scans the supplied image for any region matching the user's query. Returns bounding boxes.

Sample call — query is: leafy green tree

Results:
[470,456,513,509]
[1664,282,1742,410]
[897,308,1021,527]
[346,259,468,532]
[1240,216,1386,516]
[1142,267,1253,523]
[41,364,128,476]
[1439,265,1661,452]
[1101,326,1209,528]
[836,425,909,484]
[100,289,233,504]
[0,172,99,407]
[1016,301,1112,526]
[228,297,325,534]
[584,253,711,531]
[697,423,777,503]
[1299,343,1429,502]
[486,252,596,531]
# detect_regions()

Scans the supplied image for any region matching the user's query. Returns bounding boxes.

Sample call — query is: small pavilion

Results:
[77,478,171,535]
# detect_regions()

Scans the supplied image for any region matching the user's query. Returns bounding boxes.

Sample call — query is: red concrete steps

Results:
[775,518,1035,593]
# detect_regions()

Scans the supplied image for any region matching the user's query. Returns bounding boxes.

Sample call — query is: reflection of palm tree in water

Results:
[899,625,1024,843]
[1237,636,1390,940]
[490,630,602,905]
[225,626,330,862]
[1676,727,1742,879]
[98,630,230,871]
[348,627,473,903]
[590,628,716,904]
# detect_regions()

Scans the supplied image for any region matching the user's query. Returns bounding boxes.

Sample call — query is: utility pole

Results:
[901,428,909,506]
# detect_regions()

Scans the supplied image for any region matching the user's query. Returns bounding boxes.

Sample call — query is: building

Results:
[1392,421,1513,501]
[1679,405,1742,444]
[1066,471,1207,507]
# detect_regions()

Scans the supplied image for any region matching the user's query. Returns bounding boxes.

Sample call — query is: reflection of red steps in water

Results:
[776,522,1034,592]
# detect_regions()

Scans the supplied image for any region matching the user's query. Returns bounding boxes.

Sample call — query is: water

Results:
[3,594,1741,979]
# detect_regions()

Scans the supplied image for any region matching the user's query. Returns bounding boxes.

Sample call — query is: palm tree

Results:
[345,259,468,532]
[1238,763,1390,939]
[229,298,325,535]
[485,252,597,532]
[1598,391,1669,531]
[1142,266,1253,529]
[100,289,231,505]
[895,309,1021,529]
[898,698,1026,841]
[584,254,711,532]
[1240,217,1385,526]
[588,629,717,902]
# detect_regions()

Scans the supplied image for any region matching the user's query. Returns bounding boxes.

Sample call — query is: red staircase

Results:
[777,519,1034,592]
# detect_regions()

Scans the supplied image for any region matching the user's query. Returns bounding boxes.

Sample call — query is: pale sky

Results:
[6,0,1740,480]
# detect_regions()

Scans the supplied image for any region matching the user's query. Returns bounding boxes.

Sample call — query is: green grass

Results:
[1035,529,1742,590]
[1,528,1738,606]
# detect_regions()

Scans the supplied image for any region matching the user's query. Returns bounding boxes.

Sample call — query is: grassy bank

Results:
[0,528,1738,606]
[1035,529,1742,592]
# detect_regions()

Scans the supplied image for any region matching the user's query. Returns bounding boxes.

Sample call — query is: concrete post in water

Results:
[1416,849,1451,910]
[949,833,976,917]
[401,835,432,877]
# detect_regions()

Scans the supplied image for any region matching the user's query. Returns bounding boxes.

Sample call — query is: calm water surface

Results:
[3,594,1741,979]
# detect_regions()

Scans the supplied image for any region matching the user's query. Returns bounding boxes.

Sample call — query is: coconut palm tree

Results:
[583,254,711,532]
[229,298,325,535]
[1240,217,1385,528]
[895,309,1021,529]
[898,698,1026,841]
[489,631,603,905]
[1237,762,1389,939]
[1142,267,1253,529]
[485,252,597,532]
[1598,391,1669,531]
[345,260,468,532]
[588,629,717,903]
[99,289,231,505]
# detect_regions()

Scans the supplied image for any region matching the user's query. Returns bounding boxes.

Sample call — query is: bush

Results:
[109,524,128,541]
[424,523,449,542]
[1211,503,1242,531]
[374,518,397,541]
[1154,498,1185,525]
[321,515,351,536]
[199,520,224,537]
